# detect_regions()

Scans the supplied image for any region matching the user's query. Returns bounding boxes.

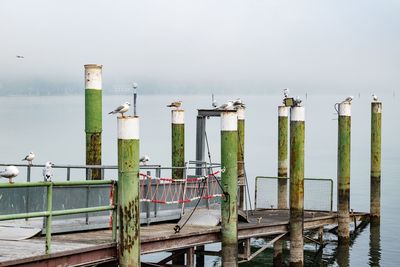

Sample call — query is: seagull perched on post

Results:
[343,96,353,103]
[283,88,290,98]
[0,166,19,183]
[22,152,35,165]
[372,93,378,101]
[217,100,234,110]
[43,162,54,182]
[109,102,130,118]
[233,98,245,109]
[140,155,150,165]
[167,101,182,109]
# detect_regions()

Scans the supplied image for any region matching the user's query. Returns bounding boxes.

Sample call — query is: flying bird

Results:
[167,101,182,109]
[0,166,19,183]
[22,152,35,165]
[372,93,378,101]
[139,155,150,165]
[109,102,130,118]
[283,88,290,98]
[217,101,234,110]
[16,55,24,59]
[43,161,54,182]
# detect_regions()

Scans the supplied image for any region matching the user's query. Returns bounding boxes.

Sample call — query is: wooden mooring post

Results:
[274,105,289,267]
[84,64,102,180]
[171,108,185,265]
[289,105,305,267]
[171,109,185,180]
[370,100,382,223]
[278,105,289,208]
[337,100,351,244]
[221,111,238,266]
[117,116,140,266]
[237,106,245,210]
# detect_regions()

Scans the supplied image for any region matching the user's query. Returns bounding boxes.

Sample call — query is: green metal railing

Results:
[255,176,334,212]
[0,180,118,254]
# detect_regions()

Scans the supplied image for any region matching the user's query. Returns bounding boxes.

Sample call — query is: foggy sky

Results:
[1,0,399,93]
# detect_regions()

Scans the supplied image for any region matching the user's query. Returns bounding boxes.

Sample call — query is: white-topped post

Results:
[117,116,140,266]
[221,111,238,266]
[289,106,305,267]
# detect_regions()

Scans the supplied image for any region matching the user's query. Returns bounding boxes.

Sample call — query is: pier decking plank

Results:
[0,209,369,266]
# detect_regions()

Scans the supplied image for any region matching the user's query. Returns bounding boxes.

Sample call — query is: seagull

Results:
[212,94,218,108]
[0,166,19,183]
[167,101,182,109]
[43,161,54,182]
[16,55,24,59]
[217,101,234,110]
[372,93,378,101]
[109,102,130,118]
[22,152,35,165]
[294,96,302,106]
[343,96,353,103]
[283,88,290,98]
[233,98,245,109]
[139,155,150,165]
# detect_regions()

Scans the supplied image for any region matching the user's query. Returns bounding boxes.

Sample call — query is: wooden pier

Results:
[0,209,369,266]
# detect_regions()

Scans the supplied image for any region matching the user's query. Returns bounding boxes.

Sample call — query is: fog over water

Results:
[1,1,399,94]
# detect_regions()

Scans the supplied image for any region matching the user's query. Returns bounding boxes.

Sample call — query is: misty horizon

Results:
[1,1,399,95]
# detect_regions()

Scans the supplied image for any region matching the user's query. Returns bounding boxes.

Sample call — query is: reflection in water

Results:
[336,241,350,267]
[369,218,381,267]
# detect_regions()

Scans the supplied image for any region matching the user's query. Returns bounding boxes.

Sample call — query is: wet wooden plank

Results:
[0,209,369,265]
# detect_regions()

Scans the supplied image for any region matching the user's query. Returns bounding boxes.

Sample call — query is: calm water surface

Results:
[0,93,398,266]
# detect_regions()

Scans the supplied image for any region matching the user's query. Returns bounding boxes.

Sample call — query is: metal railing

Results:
[0,180,117,254]
[0,161,221,229]
[255,176,334,212]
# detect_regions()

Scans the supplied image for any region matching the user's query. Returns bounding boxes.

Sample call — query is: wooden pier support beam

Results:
[289,105,305,267]
[337,101,351,244]
[370,101,382,223]
[237,107,245,210]
[221,111,238,267]
[117,116,140,266]
[84,64,102,180]
[278,105,289,208]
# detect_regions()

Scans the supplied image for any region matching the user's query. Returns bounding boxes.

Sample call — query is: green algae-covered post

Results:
[274,105,289,266]
[337,100,351,244]
[171,109,185,180]
[278,105,289,209]
[289,105,305,267]
[221,110,238,266]
[117,116,140,266]
[237,106,245,210]
[84,64,102,180]
[171,108,185,265]
[371,101,382,223]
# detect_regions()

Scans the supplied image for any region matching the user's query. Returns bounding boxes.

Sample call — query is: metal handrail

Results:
[0,161,221,182]
[0,180,117,254]
[254,176,334,212]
